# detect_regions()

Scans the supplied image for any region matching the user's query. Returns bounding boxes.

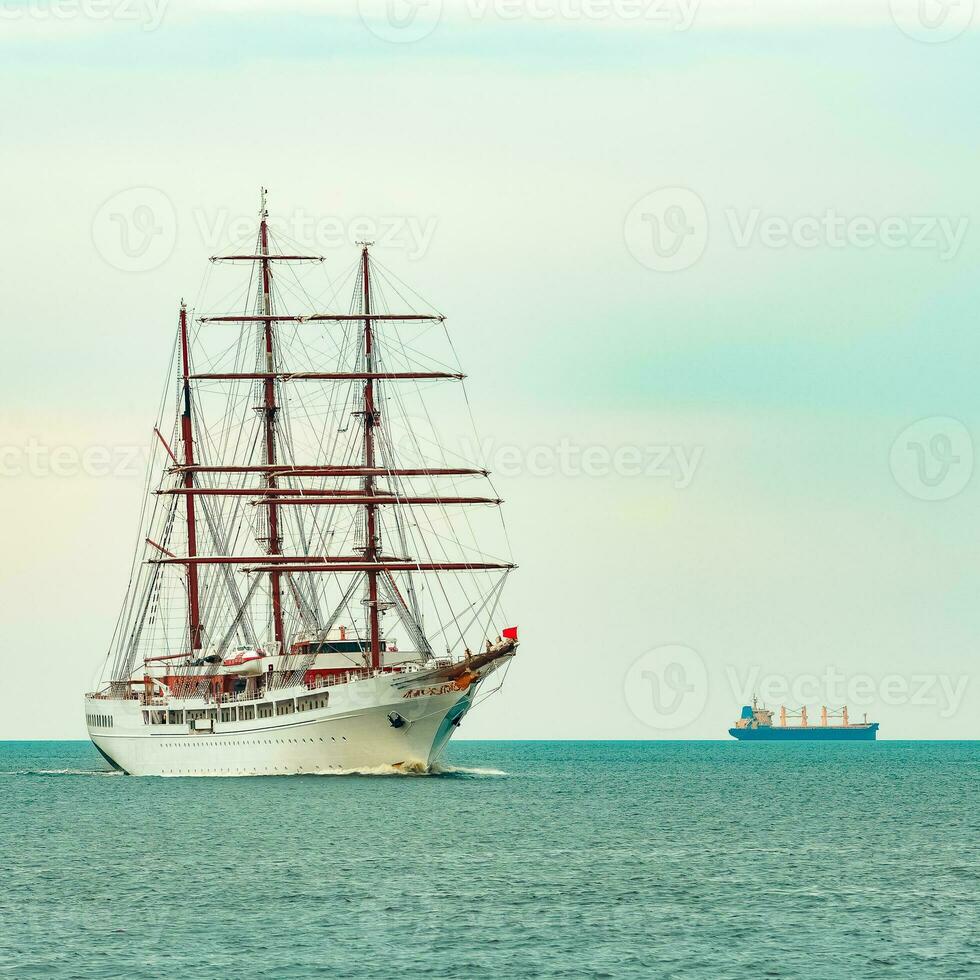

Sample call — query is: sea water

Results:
[0,740,976,979]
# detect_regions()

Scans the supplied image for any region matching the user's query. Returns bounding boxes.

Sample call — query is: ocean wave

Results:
[315,761,508,778]
[1,764,507,779]
[147,763,509,778]
[0,768,122,777]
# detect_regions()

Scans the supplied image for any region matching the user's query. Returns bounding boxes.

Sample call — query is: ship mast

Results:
[179,301,203,650]
[122,197,517,682]
[258,189,285,654]
[360,243,382,669]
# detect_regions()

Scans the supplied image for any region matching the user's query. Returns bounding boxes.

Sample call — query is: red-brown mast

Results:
[179,302,203,650]
[259,190,285,654]
[361,244,382,670]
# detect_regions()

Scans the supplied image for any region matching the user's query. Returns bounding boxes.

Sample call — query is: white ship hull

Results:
[85,666,493,777]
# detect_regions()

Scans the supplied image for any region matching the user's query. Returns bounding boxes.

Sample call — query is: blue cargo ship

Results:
[730,696,879,741]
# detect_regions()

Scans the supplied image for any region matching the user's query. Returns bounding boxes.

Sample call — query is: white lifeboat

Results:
[220,648,268,677]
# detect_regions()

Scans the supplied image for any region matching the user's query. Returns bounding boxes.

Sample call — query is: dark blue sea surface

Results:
[0,741,977,979]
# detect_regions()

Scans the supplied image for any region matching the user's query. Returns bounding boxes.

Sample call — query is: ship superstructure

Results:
[85,191,519,776]
[730,696,879,741]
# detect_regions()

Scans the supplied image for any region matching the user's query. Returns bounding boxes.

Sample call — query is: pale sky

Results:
[1,0,979,739]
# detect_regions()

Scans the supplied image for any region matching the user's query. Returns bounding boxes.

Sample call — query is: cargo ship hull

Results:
[729,724,878,741]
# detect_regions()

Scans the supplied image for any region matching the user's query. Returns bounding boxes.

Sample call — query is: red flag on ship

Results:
[502,626,519,640]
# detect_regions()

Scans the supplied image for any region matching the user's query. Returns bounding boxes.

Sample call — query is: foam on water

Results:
[315,761,508,777]
[133,761,510,778]
[0,768,122,777]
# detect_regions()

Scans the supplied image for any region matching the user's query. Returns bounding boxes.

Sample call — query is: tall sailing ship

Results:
[85,192,519,776]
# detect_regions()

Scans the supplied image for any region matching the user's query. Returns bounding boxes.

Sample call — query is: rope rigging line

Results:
[98,220,516,692]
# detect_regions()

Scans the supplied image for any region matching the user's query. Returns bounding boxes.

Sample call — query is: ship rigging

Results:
[86,191,520,776]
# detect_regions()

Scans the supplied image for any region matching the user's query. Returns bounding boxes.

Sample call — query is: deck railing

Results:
[105,656,453,707]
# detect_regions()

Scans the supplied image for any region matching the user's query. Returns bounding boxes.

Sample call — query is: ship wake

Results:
[315,761,508,778]
[1,768,123,778]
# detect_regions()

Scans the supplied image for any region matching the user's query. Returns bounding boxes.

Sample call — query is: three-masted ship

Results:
[85,192,519,776]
